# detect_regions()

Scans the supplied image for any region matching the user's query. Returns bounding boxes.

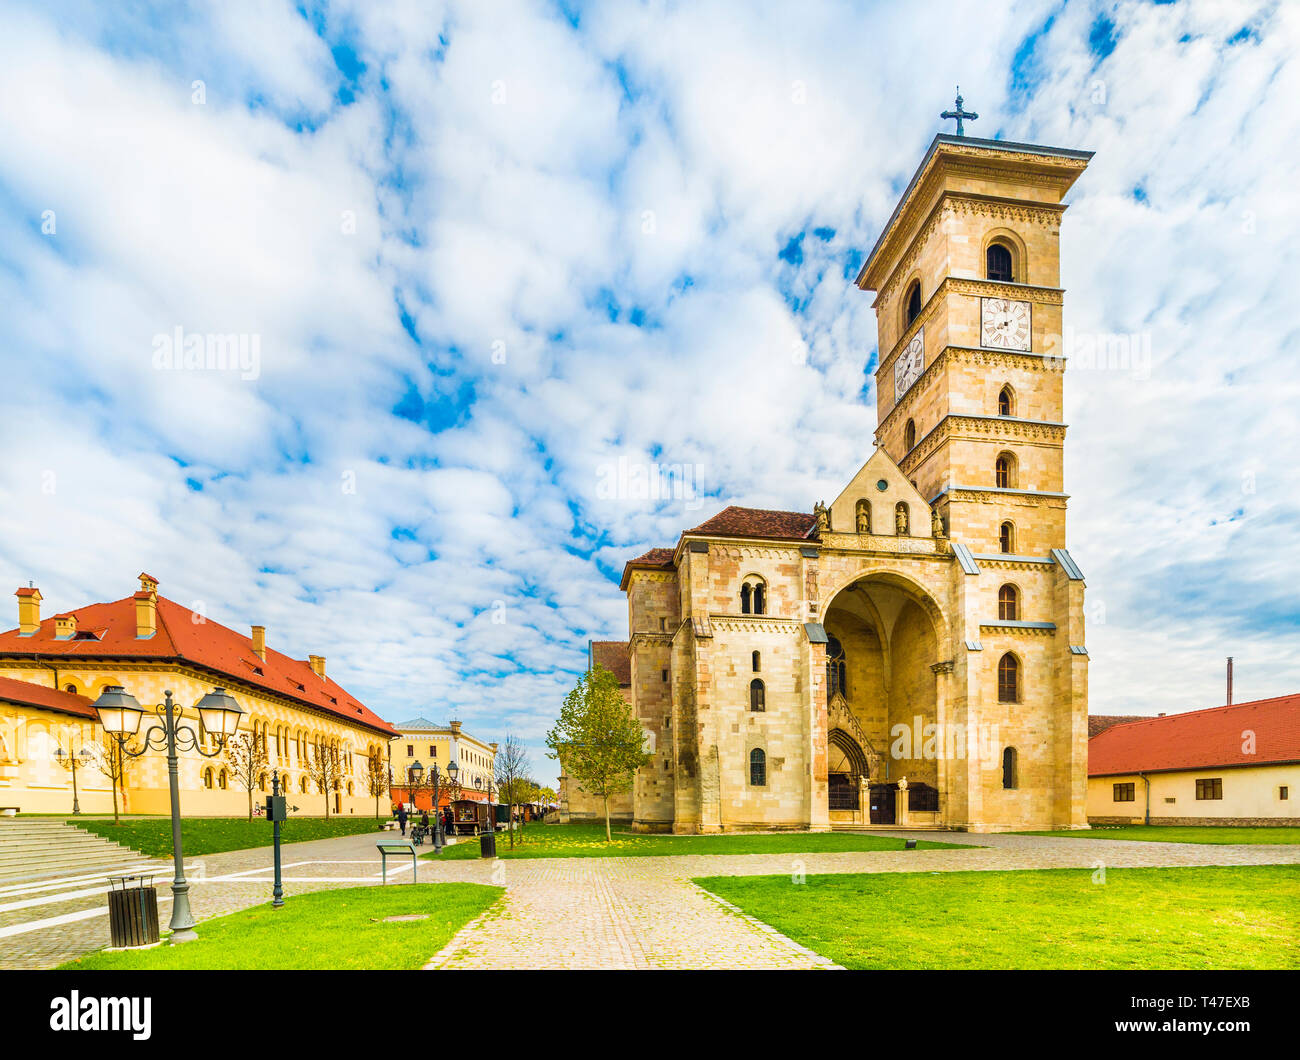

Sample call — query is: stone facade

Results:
[607,135,1093,833]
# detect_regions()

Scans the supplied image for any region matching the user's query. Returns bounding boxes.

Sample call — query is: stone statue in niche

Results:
[895,503,909,536]
[856,501,870,534]
[931,506,945,538]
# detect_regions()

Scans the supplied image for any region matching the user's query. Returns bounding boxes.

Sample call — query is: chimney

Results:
[54,613,77,639]
[449,720,463,735]
[308,654,326,678]
[251,625,266,660]
[1226,656,1233,706]
[15,586,42,635]
[134,574,158,639]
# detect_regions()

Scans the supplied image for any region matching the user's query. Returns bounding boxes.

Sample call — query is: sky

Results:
[1,0,1297,787]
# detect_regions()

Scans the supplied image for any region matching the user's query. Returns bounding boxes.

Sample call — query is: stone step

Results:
[0,858,159,886]
[0,853,150,878]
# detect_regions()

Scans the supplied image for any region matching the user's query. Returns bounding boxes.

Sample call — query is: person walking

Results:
[397,803,408,837]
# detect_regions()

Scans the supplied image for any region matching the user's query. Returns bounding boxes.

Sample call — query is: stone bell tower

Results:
[856,132,1091,557]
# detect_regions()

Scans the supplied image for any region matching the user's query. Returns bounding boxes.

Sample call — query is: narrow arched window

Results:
[749,748,767,786]
[987,242,1014,283]
[750,679,765,712]
[905,419,917,451]
[740,583,752,614]
[203,768,213,790]
[1002,747,1018,789]
[998,584,1020,621]
[218,769,228,790]
[826,636,847,698]
[999,521,1015,554]
[995,452,1016,489]
[998,386,1014,417]
[905,280,922,326]
[754,583,766,614]
[998,653,1020,703]
[752,651,761,673]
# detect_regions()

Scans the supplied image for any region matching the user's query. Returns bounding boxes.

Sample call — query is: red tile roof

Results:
[1088,694,1300,776]
[0,592,396,737]
[0,676,97,719]
[1088,714,1146,738]
[619,547,676,590]
[589,641,631,686]
[686,505,817,541]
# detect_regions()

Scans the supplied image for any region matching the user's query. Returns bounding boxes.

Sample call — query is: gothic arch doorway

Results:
[828,728,869,810]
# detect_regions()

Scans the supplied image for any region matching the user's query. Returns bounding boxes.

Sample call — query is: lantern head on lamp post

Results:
[91,685,242,944]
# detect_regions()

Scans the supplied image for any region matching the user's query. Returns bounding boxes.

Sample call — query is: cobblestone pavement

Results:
[423,831,1300,970]
[3,829,1296,970]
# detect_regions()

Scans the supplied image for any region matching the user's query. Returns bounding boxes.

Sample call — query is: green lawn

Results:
[426,821,964,859]
[1020,826,1300,845]
[77,816,385,857]
[59,884,501,970]
[697,865,1299,969]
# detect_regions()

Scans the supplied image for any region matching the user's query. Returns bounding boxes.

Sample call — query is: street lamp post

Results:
[429,762,442,851]
[93,685,243,944]
[54,743,92,815]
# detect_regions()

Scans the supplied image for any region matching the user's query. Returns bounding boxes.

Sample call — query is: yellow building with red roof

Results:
[0,573,396,816]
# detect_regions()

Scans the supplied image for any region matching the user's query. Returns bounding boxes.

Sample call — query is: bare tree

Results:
[494,734,531,849]
[87,734,139,825]
[305,741,344,818]
[224,733,270,822]
[364,746,389,819]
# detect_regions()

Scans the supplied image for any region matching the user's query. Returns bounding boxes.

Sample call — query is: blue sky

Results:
[1,0,1297,785]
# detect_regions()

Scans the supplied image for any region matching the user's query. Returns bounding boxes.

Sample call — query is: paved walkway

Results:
[2,829,1295,970]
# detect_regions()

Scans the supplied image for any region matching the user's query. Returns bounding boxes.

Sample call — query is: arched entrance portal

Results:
[821,570,946,826]
[827,728,869,810]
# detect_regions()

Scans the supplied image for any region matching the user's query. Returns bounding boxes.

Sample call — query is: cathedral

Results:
[584,129,1092,834]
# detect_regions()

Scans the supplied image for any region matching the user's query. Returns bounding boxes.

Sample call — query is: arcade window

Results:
[1195,778,1222,801]
[986,241,1014,282]
[1113,783,1135,802]
[904,280,922,326]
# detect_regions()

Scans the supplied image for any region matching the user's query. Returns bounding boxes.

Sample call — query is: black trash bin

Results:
[479,830,496,858]
[107,875,160,948]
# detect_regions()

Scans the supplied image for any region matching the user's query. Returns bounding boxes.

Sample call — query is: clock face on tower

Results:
[981,297,1031,350]
[893,328,924,402]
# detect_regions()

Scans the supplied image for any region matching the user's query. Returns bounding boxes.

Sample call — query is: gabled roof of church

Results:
[589,640,631,687]
[685,506,817,542]
[618,508,819,589]
[1088,694,1300,776]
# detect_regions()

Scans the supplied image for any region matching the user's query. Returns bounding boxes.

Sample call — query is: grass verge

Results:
[58,883,501,970]
[76,816,385,857]
[426,821,965,859]
[1018,826,1300,845]
[696,865,1299,969]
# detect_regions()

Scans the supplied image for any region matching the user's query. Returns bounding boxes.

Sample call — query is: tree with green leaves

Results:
[547,664,652,841]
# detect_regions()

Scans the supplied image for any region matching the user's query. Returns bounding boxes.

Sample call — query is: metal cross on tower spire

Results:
[941,87,978,136]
